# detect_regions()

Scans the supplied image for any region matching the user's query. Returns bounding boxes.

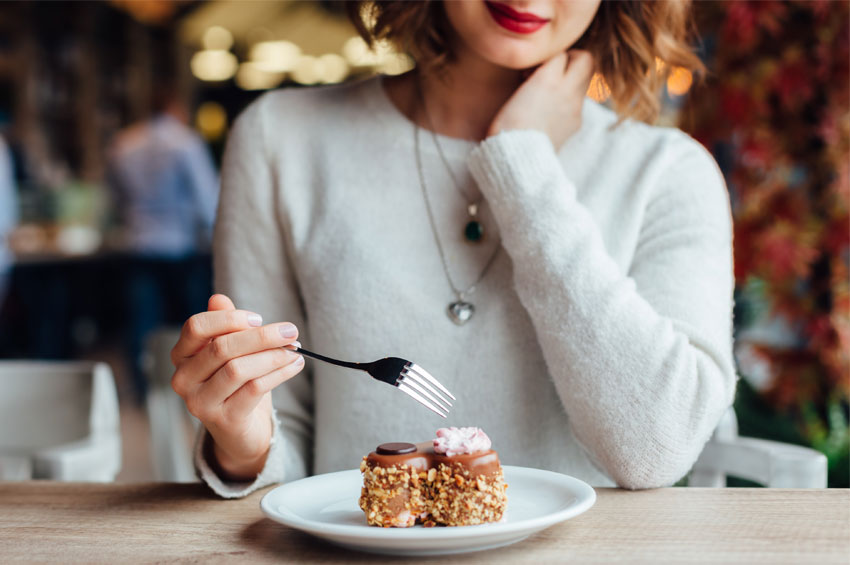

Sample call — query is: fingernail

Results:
[247,313,263,327]
[279,323,297,339]
[291,340,301,349]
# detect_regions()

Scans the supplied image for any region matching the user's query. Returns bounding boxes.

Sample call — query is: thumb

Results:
[208,294,236,312]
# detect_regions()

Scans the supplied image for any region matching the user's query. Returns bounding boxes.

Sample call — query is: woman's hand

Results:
[488,50,595,149]
[170,294,305,481]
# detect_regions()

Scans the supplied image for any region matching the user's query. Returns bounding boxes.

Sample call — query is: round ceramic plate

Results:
[260,465,596,556]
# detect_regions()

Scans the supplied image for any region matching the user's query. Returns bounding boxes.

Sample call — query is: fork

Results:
[285,344,455,417]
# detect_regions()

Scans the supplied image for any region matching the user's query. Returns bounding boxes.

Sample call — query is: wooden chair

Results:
[0,361,122,481]
[690,407,828,487]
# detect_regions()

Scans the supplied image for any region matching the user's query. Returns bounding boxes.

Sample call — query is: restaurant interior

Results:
[0,0,847,494]
[0,1,848,561]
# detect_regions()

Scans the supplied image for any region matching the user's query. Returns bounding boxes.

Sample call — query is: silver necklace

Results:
[414,123,501,325]
[417,82,485,244]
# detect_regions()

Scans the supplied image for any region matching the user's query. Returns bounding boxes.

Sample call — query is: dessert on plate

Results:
[358,427,507,527]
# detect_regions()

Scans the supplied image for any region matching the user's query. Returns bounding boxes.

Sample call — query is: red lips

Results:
[485,1,550,34]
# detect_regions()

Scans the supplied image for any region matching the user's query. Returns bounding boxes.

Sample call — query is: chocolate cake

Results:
[358,427,507,527]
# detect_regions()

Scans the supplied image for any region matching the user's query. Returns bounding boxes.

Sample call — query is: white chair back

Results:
[145,328,198,482]
[691,407,827,488]
[0,361,121,481]
[0,363,93,451]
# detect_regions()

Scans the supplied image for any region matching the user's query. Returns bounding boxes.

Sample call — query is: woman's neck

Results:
[385,43,524,142]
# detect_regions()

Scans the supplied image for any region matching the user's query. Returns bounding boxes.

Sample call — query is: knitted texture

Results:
[196,77,736,497]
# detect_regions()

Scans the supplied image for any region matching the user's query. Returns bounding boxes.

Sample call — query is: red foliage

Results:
[681,1,850,428]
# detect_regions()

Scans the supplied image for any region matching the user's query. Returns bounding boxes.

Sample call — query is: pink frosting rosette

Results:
[433,427,492,456]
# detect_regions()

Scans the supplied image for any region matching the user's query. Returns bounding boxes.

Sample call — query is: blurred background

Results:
[0,1,846,486]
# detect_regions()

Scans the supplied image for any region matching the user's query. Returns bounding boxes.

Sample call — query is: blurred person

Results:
[107,86,218,403]
[171,0,736,496]
[0,134,17,306]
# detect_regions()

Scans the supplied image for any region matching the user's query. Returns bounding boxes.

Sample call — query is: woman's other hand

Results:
[170,294,305,481]
[488,50,595,149]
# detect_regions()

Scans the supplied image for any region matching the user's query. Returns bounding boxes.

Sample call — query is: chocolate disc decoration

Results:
[376,442,417,455]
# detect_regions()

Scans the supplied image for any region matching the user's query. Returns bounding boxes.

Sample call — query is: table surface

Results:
[1,483,847,564]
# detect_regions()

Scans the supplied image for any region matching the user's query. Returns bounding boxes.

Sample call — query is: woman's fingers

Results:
[171,308,264,364]
[171,294,239,364]
[192,347,302,413]
[208,293,235,311]
[174,321,299,394]
[564,49,594,92]
[529,51,568,85]
[537,49,592,91]
[223,356,306,421]
[167,294,302,475]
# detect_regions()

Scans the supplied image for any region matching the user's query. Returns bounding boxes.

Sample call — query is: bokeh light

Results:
[343,36,396,67]
[250,40,301,73]
[378,53,415,76]
[201,26,233,51]
[343,36,373,66]
[318,53,350,84]
[236,62,284,91]
[195,101,228,140]
[667,67,694,96]
[291,55,320,85]
[190,49,238,82]
[587,73,611,103]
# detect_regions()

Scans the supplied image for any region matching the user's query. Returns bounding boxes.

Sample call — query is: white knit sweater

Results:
[195,76,737,497]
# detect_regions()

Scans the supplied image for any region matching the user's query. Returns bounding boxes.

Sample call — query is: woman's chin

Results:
[489,55,549,71]
[476,44,555,71]
[498,59,546,71]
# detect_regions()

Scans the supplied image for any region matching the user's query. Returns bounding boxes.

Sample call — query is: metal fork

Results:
[285,344,455,417]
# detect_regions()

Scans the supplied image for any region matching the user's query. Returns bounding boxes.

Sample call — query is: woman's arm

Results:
[468,129,737,489]
[194,97,314,498]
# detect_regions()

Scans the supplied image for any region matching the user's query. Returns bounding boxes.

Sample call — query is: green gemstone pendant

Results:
[464,220,484,243]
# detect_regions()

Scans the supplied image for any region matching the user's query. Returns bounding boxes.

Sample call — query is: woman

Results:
[171,0,736,497]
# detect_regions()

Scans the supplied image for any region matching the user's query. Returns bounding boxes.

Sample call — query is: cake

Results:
[358,427,507,527]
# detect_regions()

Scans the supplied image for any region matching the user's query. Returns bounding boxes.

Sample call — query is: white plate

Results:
[260,465,596,556]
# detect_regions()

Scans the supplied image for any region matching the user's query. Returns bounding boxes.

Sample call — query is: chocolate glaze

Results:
[366,441,501,477]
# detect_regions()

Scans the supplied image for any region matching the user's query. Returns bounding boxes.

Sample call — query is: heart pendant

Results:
[447,301,475,325]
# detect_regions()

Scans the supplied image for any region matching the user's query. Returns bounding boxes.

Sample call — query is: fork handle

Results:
[291,346,364,371]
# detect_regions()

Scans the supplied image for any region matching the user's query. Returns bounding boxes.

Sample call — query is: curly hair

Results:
[346,0,705,124]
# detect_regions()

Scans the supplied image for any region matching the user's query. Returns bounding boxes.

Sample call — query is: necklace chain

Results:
[414,124,501,301]
[416,79,479,208]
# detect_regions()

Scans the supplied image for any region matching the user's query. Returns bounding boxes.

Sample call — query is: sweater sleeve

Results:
[194,96,314,497]
[467,129,737,489]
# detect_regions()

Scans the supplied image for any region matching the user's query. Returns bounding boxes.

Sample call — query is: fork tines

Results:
[397,363,455,418]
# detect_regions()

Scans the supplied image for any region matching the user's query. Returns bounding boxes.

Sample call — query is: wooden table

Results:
[1,483,847,563]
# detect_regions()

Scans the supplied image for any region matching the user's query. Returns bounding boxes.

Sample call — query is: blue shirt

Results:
[108,115,219,257]
[0,135,17,279]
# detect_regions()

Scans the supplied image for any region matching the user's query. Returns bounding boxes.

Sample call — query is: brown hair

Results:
[346,1,705,124]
